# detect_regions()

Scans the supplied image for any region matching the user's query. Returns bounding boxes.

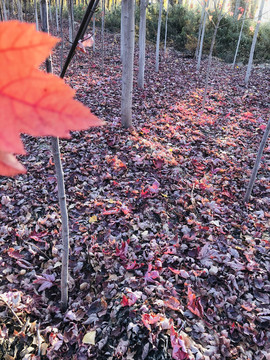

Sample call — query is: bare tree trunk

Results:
[244,118,270,202]
[164,0,169,57]
[233,0,240,17]
[92,12,96,52]
[232,7,246,68]
[138,0,147,89]
[17,0,23,20]
[41,0,70,311]
[121,1,124,59]
[121,0,135,128]
[197,0,209,70]
[55,0,59,33]
[202,0,226,110]
[195,0,206,60]
[34,0,39,30]
[245,0,265,85]
[68,0,75,43]
[48,0,52,22]
[155,0,163,72]
[1,0,7,20]
[60,0,64,70]
[101,0,105,74]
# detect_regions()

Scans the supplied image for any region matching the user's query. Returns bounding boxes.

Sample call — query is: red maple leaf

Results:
[170,326,189,360]
[187,287,204,318]
[0,21,104,176]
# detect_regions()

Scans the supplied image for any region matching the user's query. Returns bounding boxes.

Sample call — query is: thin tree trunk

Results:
[93,12,96,52]
[138,0,147,89]
[101,0,105,74]
[195,0,206,60]
[40,0,43,25]
[155,0,163,72]
[68,0,75,42]
[197,0,209,70]
[244,118,270,202]
[55,0,59,33]
[121,0,135,128]
[121,1,124,59]
[202,0,226,110]
[245,0,265,85]
[60,0,64,70]
[11,0,14,17]
[233,0,240,17]
[1,0,7,20]
[40,0,70,311]
[48,0,52,22]
[232,7,246,68]
[164,0,169,57]
[17,0,23,20]
[34,0,39,30]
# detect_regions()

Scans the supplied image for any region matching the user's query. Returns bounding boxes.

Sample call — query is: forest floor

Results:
[0,29,270,360]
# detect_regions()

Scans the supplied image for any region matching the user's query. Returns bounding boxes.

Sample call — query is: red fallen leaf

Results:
[141,180,160,198]
[142,313,164,330]
[33,273,56,292]
[0,151,26,176]
[259,124,266,130]
[30,231,48,242]
[7,248,24,259]
[77,34,94,53]
[169,267,181,275]
[164,296,181,310]
[103,208,119,215]
[242,111,254,119]
[153,158,165,169]
[170,326,189,360]
[120,204,130,215]
[115,241,128,260]
[0,21,103,175]
[125,260,143,270]
[141,127,150,134]
[187,287,204,318]
[121,292,138,307]
[144,264,159,283]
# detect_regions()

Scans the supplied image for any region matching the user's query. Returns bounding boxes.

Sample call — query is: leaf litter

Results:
[0,27,270,359]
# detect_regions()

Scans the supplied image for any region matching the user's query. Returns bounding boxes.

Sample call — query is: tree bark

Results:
[196,0,209,70]
[34,0,39,30]
[93,12,96,52]
[244,118,270,202]
[1,0,7,20]
[121,0,135,128]
[138,0,147,89]
[155,0,163,72]
[195,0,206,60]
[164,0,169,56]
[55,0,59,33]
[202,0,226,110]
[68,0,75,43]
[41,0,70,311]
[245,0,265,85]
[232,7,246,68]
[101,0,105,74]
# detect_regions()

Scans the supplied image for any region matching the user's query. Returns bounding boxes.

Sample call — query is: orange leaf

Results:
[0,151,26,176]
[0,21,104,167]
[164,296,181,311]
[0,21,58,69]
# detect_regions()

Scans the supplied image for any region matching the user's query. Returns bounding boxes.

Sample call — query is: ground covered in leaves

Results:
[0,29,270,360]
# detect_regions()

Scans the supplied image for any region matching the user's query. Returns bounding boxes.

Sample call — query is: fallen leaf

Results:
[82,330,96,345]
